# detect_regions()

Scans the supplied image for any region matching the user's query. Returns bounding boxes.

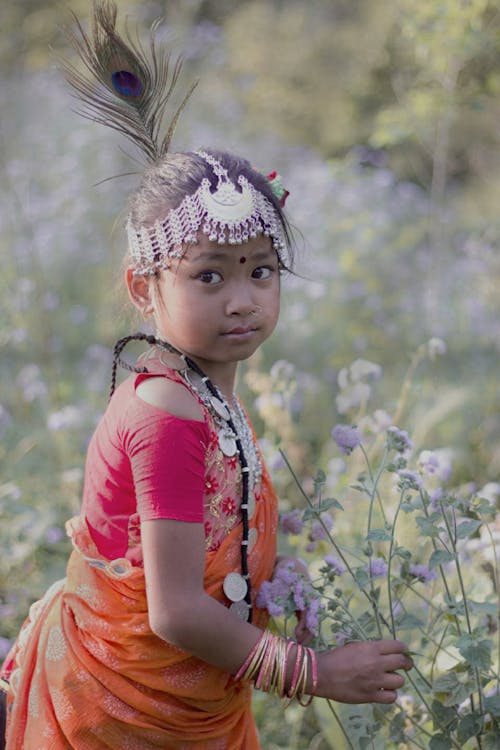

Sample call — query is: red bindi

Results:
[239,256,246,264]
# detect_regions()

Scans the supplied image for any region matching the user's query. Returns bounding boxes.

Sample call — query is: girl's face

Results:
[131,234,281,388]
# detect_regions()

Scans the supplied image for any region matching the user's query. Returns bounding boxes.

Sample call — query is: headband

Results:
[127,151,289,275]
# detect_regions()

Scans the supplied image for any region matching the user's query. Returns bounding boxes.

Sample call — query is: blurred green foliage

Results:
[0,1,499,747]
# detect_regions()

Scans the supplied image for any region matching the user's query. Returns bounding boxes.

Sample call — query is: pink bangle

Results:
[255,634,276,690]
[298,648,317,707]
[310,648,318,695]
[287,644,303,698]
[235,631,264,681]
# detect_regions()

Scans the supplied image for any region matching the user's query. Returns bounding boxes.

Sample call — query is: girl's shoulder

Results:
[135,374,204,422]
[132,348,205,422]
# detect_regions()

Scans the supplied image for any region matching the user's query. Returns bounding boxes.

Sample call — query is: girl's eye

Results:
[198,270,223,284]
[252,266,274,280]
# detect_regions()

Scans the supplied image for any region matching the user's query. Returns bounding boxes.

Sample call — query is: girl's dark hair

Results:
[127,149,295,269]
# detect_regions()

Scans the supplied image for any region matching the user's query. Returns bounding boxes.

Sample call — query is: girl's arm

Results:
[138,376,412,702]
[142,518,412,703]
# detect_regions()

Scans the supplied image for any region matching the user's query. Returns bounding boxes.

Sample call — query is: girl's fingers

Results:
[373,689,398,704]
[383,653,413,672]
[294,614,313,645]
[381,671,405,691]
[378,639,409,655]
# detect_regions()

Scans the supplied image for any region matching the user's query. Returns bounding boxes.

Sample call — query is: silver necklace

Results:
[181,369,262,495]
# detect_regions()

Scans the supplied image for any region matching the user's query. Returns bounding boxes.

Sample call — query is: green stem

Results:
[419,491,463,637]
[281,449,467,744]
[405,671,464,750]
[438,501,485,727]
[386,489,406,638]
[360,444,388,525]
[282,449,399,639]
[324,699,357,750]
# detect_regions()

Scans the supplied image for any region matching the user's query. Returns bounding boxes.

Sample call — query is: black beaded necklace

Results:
[110,333,253,622]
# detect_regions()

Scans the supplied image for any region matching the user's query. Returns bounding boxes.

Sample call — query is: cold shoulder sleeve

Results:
[121,396,209,523]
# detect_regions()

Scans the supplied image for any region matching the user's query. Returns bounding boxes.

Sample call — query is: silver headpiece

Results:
[127,151,288,275]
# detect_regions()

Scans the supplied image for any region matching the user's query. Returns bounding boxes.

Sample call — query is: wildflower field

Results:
[1,1,499,747]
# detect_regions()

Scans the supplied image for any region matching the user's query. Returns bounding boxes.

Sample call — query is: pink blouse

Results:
[81,366,261,565]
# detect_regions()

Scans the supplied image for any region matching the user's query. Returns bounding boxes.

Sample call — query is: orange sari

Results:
[4,468,278,749]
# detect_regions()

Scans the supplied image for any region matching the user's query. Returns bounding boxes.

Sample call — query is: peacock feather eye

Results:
[111,70,142,97]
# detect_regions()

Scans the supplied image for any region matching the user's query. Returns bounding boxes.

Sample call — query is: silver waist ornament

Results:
[127,150,289,275]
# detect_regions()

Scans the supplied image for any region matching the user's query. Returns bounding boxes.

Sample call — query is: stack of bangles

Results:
[234,630,318,706]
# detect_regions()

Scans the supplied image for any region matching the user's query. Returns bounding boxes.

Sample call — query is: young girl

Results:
[0,3,412,748]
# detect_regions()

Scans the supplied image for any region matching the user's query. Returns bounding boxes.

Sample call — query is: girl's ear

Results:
[126,268,154,317]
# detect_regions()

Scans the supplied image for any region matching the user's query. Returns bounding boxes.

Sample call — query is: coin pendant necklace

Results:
[110,334,256,621]
[152,341,255,622]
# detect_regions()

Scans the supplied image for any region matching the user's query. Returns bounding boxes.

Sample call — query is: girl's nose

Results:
[225,284,257,317]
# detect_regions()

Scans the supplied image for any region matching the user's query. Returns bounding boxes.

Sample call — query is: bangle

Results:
[234,630,315,704]
[286,644,303,699]
[277,639,293,699]
[294,647,309,704]
[310,648,318,694]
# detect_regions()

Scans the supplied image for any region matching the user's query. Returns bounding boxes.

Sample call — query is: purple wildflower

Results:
[267,601,285,618]
[293,581,306,611]
[331,424,362,455]
[397,469,423,492]
[324,555,346,575]
[309,512,334,542]
[418,450,453,482]
[45,527,65,545]
[429,487,443,510]
[305,598,322,635]
[280,509,304,536]
[409,564,437,583]
[47,405,85,431]
[367,557,388,578]
[386,426,413,454]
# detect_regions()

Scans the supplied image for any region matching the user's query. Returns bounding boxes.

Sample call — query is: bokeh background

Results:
[1,1,499,747]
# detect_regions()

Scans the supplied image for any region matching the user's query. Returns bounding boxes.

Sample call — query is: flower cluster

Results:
[275,399,499,749]
[256,560,323,635]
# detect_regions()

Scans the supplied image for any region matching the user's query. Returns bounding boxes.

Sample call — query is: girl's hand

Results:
[273,556,314,645]
[316,640,413,704]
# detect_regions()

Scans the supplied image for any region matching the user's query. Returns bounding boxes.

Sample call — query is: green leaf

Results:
[456,519,482,539]
[468,600,499,616]
[430,700,458,732]
[429,734,453,750]
[416,515,443,537]
[354,567,370,588]
[455,634,492,670]
[433,670,473,706]
[313,469,326,489]
[367,528,392,541]
[457,712,483,743]
[350,484,369,494]
[484,695,500,717]
[394,612,424,629]
[318,497,344,512]
[433,673,460,693]
[394,546,412,560]
[429,549,455,568]
[389,710,408,743]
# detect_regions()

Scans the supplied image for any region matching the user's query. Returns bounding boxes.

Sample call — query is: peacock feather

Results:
[61,0,197,163]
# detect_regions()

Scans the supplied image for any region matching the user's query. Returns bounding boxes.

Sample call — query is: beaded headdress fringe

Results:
[127,150,288,275]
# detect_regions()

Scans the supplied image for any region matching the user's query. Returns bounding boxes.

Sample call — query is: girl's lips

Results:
[223,326,257,336]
